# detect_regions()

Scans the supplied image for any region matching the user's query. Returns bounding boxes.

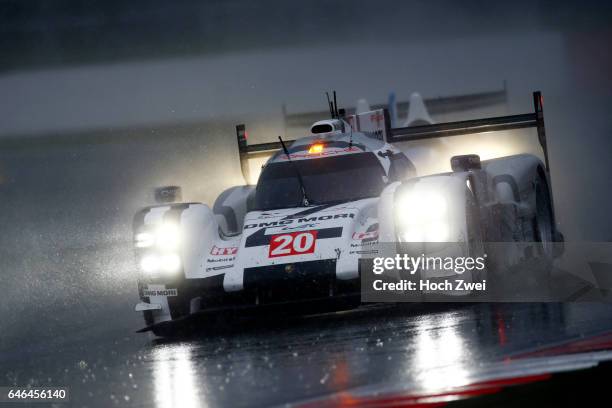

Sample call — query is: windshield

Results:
[255,152,386,210]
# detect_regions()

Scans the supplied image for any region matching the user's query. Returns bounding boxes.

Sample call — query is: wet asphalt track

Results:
[3,296,612,407]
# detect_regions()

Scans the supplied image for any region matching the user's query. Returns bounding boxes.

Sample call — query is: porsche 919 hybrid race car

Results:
[133,91,563,336]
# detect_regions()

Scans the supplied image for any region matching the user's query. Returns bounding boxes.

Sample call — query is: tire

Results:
[533,174,554,263]
[484,171,555,298]
[522,175,555,300]
[531,173,555,291]
[465,187,487,295]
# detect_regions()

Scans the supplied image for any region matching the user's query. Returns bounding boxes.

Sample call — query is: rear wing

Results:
[235,124,292,184]
[235,91,549,184]
[283,84,508,130]
[387,91,549,171]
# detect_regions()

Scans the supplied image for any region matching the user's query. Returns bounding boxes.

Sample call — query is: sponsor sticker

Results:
[244,212,355,229]
[265,223,318,234]
[143,288,178,297]
[349,250,379,255]
[255,212,284,219]
[210,245,238,256]
[206,264,233,272]
[207,257,235,263]
[352,230,378,240]
[269,230,317,258]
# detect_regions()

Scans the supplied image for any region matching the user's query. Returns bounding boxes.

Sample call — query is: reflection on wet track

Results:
[153,345,204,408]
[0,238,611,407]
[3,302,608,407]
[411,315,469,391]
[137,303,612,407]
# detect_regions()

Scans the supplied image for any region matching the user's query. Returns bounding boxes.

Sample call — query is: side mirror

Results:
[451,154,481,172]
[154,186,182,204]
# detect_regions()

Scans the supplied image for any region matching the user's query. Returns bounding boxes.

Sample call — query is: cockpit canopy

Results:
[255,152,386,210]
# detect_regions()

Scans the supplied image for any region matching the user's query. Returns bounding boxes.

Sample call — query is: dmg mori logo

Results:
[143,289,178,297]
[244,212,355,229]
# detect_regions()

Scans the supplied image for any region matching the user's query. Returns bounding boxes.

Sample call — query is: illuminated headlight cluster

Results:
[135,222,182,275]
[139,253,181,275]
[395,191,450,242]
[135,223,181,250]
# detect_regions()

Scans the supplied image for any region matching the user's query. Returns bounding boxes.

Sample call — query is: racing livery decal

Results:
[244,212,356,229]
[246,226,342,247]
[210,245,238,256]
[143,288,178,297]
[352,231,378,240]
[268,230,318,257]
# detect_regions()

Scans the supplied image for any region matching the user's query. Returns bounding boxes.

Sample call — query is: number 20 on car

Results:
[269,231,318,258]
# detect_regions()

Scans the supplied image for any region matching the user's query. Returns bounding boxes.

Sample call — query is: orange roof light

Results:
[308,143,324,154]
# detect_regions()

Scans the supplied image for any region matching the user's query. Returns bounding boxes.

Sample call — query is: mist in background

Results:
[1,0,612,351]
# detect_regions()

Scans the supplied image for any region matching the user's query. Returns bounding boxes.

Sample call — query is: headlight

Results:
[159,253,181,273]
[395,192,447,225]
[395,191,450,242]
[139,253,182,275]
[140,254,160,273]
[135,232,154,248]
[155,223,181,250]
[136,222,182,275]
[135,222,181,250]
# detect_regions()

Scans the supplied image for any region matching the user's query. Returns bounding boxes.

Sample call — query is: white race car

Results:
[133,91,563,336]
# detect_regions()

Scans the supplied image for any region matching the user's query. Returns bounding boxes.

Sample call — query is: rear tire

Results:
[465,187,487,295]
[531,174,555,292]
[533,174,554,263]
